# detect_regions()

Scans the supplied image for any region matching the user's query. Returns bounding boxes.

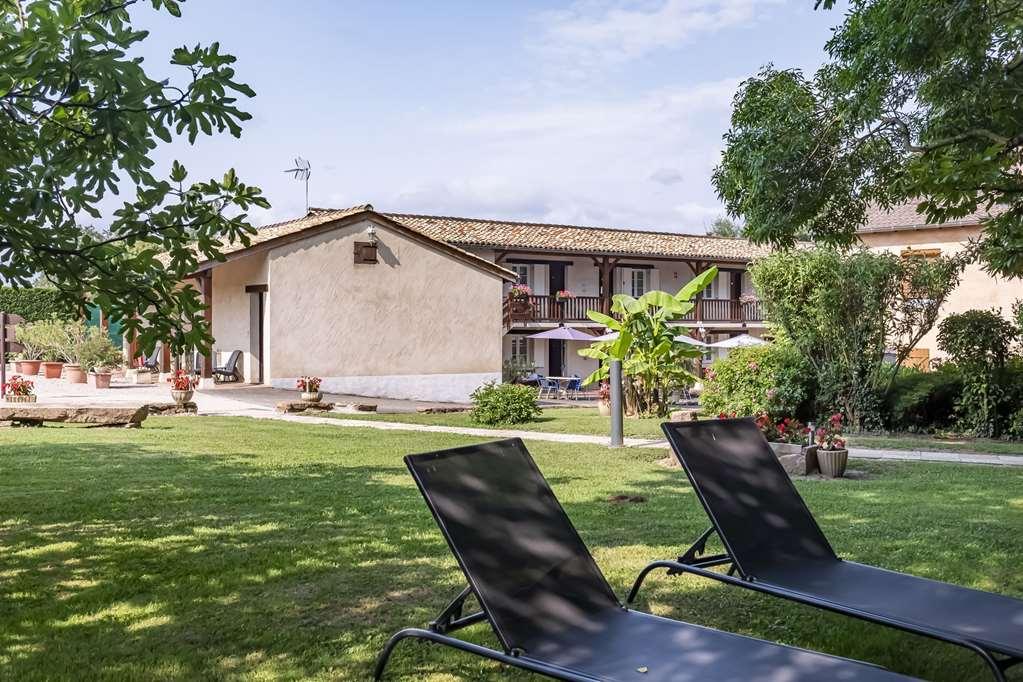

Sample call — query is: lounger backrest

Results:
[405,439,620,653]
[224,350,241,370]
[662,418,837,577]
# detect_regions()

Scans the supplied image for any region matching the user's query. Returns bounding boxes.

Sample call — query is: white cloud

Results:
[650,167,684,185]
[532,0,780,76]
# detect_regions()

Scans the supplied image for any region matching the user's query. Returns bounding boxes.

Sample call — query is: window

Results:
[900,248,941,301]
[630,269,648,297]
[510,264,530,286]
[510,337,531,363]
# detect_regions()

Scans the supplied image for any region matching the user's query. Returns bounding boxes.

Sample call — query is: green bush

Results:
[699,339,813,419]
[885,366,963,432]
[0,287,73,321]
[469,382,542,426]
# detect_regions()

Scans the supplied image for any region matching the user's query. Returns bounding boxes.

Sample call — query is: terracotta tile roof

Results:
[382,212,771,262]
[217,204,375,255]
[859,201,990,233]
[191,204,516,281]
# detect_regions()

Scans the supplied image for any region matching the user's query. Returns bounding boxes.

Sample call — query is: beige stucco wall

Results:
[209,253,268,383]
[265,218,504,400]
[860,225,1023,358]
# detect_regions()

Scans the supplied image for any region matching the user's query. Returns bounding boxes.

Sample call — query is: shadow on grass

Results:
[1,430,1021,680]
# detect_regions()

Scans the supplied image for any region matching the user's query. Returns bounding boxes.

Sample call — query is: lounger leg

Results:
[373,627,601,681]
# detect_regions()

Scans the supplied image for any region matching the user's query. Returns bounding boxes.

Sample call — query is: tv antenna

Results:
[283,156,312,211]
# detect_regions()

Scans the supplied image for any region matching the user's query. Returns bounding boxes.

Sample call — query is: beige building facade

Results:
[188,206,514,402]
[858,203,1023,364]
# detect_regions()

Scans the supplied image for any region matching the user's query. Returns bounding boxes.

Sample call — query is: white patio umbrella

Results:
[673,334,708,347]
[589,330,619,342]
[707,333,769,349]
[525,327,600,342]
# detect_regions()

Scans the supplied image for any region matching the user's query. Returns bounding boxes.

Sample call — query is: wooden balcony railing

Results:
[503,294,765,327]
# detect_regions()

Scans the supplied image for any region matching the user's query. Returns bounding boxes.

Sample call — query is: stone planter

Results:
[41,361,64,379]
[768,441,803,456]
[597,400,611,416]
[88,372,112,389]
[64,363,87,384]
[133,371,157,385]
[19,360,42,376]
[301,391,322,402]
[770,442,820,476]
[817,448,849,478]
[4,394,37,403]
[171,389,194,405]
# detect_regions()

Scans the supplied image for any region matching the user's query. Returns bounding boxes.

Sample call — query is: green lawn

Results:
[333,407,1023,455]
[2,417,1023,680]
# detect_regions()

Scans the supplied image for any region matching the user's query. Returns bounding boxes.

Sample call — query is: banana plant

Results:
[579,267,718,417]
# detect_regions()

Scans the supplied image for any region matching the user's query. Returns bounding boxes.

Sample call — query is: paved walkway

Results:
[22,374,1022,466]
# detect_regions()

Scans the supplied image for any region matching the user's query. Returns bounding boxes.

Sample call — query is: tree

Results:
[0,0,268,354]
[579,268,716,417]
[714,1,1023,277]
[937,310,1019,437]
[707,216,741,238]
[750,247,966,429]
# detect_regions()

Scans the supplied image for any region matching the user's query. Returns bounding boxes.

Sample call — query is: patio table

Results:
[545,376,576,399]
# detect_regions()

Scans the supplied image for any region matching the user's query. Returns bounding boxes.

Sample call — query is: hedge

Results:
[0,287,74,322]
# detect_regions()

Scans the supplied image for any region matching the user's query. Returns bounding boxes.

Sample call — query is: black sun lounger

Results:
[629,418,1023,681]
[375,437,917,681]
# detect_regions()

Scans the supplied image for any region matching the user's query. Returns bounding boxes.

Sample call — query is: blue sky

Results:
[135,0,842,233]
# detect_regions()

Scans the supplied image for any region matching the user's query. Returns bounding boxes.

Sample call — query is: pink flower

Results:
[766,388,777,399]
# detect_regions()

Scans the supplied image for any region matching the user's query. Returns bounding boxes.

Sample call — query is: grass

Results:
[1,417,1022,680]
[333,407,1023,455]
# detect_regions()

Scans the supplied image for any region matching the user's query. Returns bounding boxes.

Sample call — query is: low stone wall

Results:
[0,405,148,428]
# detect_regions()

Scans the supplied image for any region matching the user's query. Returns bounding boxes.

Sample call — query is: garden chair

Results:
[628,417,1023,681]
[141,343,162,371]
[566,375,582,399]
[539,376,559,400]
[212,350,242,383]
[375,438,916,681]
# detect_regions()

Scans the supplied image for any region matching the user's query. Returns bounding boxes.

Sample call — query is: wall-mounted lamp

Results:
[367,225,378,245]
[354,226,379,264]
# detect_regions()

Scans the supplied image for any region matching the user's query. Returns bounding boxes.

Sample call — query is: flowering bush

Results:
[509,284,532,299]
[4,375,34,396]
[699,340,813,419]
[739,292,760,305]
[598,381,611,404]
[167,369,195,391]
[815,413,846,450]
[296,376,322,392]
[554,289,575,301]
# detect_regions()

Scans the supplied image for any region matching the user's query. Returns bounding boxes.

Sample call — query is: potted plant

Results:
[81,330,123,389]
[815,413,848,478]
[59,320,96,384]
[597,381,611,416]
[757,413,811,456]
[14,336,44,375]
[168,369,196,404]
[131,357,157,384]
[22,318,69,379]
[3,375,36,403]
[297,376,322,402]
[508,284,532,301]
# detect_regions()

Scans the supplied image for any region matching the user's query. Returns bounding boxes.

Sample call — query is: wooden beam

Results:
[201,272,213,379]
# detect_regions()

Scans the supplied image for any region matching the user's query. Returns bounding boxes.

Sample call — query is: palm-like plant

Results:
[579,268,718,417]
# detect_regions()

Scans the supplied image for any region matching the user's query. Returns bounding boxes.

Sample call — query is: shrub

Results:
[16,318,69,361]
[699,339,813,419]
[0,287,74,322]
[884,365,963,432]
[469,382,542,426]
[78,328,122,371]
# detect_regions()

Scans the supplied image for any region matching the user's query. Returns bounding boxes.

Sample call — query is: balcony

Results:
[503,294,764,327]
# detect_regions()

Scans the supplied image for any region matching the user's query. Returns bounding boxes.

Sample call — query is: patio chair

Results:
[628,418,1023,681]
[212,350,242,383]
[375,438,916,681]
[566,375,582,399]
[539,376,559,400]
[141,343,162,372]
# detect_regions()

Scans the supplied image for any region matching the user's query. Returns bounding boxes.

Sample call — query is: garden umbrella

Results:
[673,334,708,347]
[525,327,599,341]
[589,330,619,342]
[707,333,768,348]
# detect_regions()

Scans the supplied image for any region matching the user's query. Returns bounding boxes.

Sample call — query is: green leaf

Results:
[586,310,621,329]
[676,267,718,301]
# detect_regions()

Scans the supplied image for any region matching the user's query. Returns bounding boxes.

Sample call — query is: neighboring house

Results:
[181,204,771,400]
[184,205,515,402]
[858,202,1023,366]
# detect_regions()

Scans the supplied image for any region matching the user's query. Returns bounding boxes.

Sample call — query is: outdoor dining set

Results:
[373,418,1023,681]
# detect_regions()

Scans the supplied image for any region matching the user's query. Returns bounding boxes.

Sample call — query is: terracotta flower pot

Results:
[597,400,611,416]
[301,391,322,402]
[4,394,37,403]
[171,389,194,405]
[818,448,849,478]
[41,361,64,379]
[19,360,42,375]
[64,363,87,384]
[13,361,25,373]
[88,372,112,389]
